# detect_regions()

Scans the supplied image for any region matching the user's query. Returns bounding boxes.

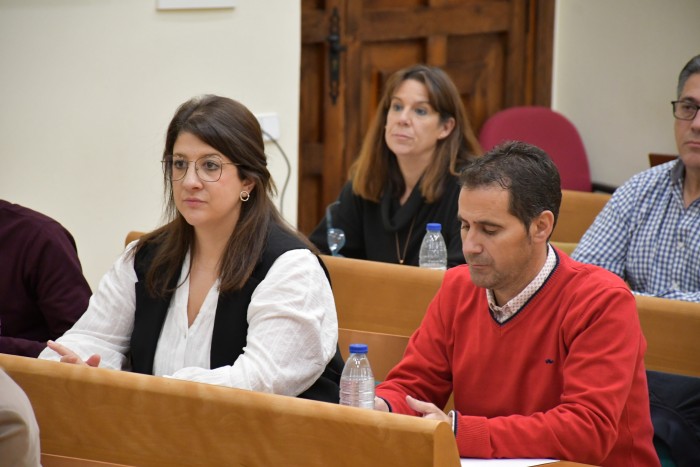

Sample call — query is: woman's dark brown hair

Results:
[350,64,481,203]
[135,95,310,296]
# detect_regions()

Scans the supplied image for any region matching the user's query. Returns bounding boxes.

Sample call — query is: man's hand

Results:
[374,397,389,412]
[406,395,451,424]
[47,340,101,367]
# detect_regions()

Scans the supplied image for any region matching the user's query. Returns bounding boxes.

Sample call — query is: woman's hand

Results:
[47,340,101,367]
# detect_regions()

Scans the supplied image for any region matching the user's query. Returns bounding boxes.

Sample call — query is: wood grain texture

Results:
[338,328,409,381]
[323,252,700,380]
[0,354,460,467]
[322,255,444,336]
[551,190,611,243]
[636,295,700,377]
[298,0,555,234]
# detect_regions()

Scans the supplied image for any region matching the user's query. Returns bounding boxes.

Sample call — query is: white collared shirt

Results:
[487,244,557,323]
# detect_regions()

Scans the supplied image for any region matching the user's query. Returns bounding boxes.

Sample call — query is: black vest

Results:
[130,224,343,402]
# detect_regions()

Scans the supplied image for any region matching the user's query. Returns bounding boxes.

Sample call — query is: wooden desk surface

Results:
[42,454,133,467]
[3,354,459,467]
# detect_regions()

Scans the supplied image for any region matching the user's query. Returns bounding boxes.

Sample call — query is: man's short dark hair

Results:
[459,141,562,234]
[677,54,700,98]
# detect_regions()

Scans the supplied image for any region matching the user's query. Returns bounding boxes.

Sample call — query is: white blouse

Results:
[39,243,338,397]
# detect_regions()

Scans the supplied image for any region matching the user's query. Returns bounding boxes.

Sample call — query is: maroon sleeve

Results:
[0,221,91,357]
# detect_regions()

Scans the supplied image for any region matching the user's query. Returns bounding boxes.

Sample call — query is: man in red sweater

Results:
[374,141,659,466]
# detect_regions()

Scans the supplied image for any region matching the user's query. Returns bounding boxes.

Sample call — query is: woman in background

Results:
[40,95,342,402]
[310,64,481,267]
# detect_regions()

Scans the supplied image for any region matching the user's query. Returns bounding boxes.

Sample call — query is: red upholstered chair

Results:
[479,106,615,193]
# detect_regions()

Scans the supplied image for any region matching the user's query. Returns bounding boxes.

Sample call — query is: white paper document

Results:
[460,459,558,466]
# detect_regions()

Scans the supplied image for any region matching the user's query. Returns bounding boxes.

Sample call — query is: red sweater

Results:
[376,250,659,466]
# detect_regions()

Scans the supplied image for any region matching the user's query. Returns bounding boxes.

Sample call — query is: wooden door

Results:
[298,0,555,234]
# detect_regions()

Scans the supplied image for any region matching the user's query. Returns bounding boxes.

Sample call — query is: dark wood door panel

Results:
[299,40,338,234]
[298,0,554,234]
[445,34,507,131]
[358,2,512,41]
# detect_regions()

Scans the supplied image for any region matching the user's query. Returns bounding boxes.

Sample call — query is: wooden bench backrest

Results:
[124,230,145,246]
[324,255,700,378]
[0,354,460,467]
[635,295,700,377]
[551,241,577,255]
[338,328,409,382]
[322,255,444,336]
[42,454,131,467]
[551,189,611,243]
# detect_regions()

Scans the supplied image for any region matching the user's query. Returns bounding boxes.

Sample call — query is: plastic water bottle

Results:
[339,343,375,409]
[419,223,447,270]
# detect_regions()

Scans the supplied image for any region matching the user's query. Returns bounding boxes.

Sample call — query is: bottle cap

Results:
[349,343,368,354]
[426,223,441,231]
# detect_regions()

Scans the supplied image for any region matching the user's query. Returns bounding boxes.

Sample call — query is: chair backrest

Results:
[479,106,592,192]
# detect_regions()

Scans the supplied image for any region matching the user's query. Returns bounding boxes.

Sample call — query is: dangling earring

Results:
[239,190,250,202]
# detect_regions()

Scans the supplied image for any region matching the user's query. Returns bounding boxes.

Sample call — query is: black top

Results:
[647,370,700,466]
[309,177,465,268]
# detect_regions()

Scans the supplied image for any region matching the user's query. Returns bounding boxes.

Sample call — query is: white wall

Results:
[553,0,700,187]
[3,0,699,290]
[0,0,300,290]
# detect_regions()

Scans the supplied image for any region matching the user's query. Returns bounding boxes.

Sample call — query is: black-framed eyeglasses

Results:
[671,100,700,121]
[162,155,235,182]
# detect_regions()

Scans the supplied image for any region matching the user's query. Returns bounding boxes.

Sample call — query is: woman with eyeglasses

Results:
[39,95,343,402]
[309,64,481,267]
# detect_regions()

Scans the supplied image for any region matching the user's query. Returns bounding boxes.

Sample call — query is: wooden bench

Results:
[551,241,577,255]
[636,295,700,377]
[0,354,460,467]
[338,328,409,382]
[322,255,443,337]
[322,255,700,379]
[551,189,611,243]
[123,230,144,246]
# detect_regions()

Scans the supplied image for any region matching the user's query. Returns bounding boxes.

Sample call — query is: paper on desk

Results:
[460,459,557,466]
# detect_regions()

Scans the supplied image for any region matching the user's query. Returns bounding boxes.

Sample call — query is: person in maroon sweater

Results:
[0,200,91,357]
[374,142,659,466]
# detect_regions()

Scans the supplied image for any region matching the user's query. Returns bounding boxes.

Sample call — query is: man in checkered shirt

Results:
[573,54,700,302]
